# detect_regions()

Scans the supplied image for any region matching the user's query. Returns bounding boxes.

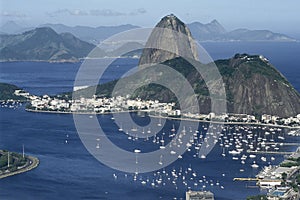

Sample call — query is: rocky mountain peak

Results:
[139,14,199,67]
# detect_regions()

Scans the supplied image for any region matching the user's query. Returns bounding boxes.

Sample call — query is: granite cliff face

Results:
[139,14,198,66]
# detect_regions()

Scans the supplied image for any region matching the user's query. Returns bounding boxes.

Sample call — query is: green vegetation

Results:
[0,150,27,173]
[0,27,96,61]
[280,158,300,167]
[296,174,300,183]
[0,83,27,101]
[280,162,298,167]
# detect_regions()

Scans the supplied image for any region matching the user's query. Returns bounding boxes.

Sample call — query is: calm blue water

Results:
[0,42,299,200]
[0,58,138,96]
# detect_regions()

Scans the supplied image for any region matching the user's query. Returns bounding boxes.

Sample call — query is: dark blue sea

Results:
[0,42,299,200]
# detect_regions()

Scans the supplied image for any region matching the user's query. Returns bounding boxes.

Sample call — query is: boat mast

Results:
[7,151,10,167]
[22,144,25,158]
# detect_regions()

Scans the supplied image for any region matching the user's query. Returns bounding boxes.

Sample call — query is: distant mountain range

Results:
[0,27,97,62]
[0,21,139,44]
[0,27,144,62]
[187,20,296,42]
[1,20,296,44]
[0,19,297,62]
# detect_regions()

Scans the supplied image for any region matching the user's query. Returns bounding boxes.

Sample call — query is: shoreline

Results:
[0,155,39,179]
[25,108,300,130]
[0,57,139,64]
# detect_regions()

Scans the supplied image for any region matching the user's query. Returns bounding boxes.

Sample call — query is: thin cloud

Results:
[89,9,125,16]
[46,9,68,17]
[68,9,89,16]
[0,11,27,18]
[129,8,147,16]
[47,8,146,17]
[46,9,88,17]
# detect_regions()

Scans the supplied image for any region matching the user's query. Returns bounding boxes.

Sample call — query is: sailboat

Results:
[221,148,226,157]
[157,115,162,127]
[171,124,176,132]
[118,123,123,131]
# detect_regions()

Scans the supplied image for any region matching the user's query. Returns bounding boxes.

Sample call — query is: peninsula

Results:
[0,150,39,179]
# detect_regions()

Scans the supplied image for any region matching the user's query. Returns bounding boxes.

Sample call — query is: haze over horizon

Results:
[1,0,300,37]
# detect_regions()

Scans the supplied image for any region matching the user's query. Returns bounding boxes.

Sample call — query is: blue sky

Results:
[1,0,300,35]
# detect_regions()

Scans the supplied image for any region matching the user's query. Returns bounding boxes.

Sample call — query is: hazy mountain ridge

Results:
[1,20,296,43]
[38,23,140,44]
[0,27,97,62]
[187,20,296,42]
[0,27,142,62]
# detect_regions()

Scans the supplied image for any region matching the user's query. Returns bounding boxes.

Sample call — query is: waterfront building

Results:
[267,187,299,200]
[186,190,214,200]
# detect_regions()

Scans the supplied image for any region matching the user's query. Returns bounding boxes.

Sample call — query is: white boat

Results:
[261,156,267,162]
[249,154,256,158]
[118,124,123,131]
[131,127,138,132]
[134,149,141,153]
[171,124,176,132]
[241,155,247,160]
[271,157,275,161]
[157,117,162,127]
[221,148,226,157]
[251,162,259,168]
[278,136,285,140]
[229,150,241,155]
[170,151,176,155]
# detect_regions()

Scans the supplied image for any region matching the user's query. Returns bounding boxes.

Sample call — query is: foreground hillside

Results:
[71,54,300,118]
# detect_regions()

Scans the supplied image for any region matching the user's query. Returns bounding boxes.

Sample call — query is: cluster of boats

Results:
[0,101,23,109]
[92,116,295,192]
[220,126,285,169]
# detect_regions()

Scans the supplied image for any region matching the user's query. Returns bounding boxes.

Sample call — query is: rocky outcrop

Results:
[139,14,198,67]
[221,54,300,117]
[133,54,300,117]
